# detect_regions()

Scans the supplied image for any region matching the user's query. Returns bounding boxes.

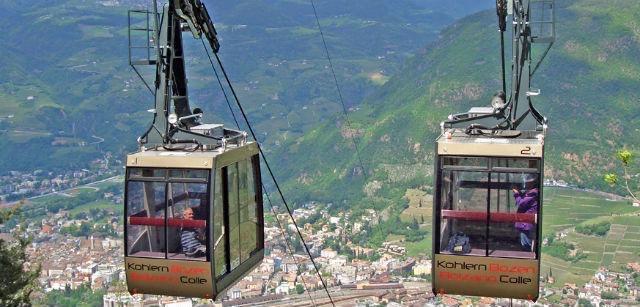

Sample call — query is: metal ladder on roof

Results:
[128,7,161,95]
[128,9,158,66]
[530,0,556,44]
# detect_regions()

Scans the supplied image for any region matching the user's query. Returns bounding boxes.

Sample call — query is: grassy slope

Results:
[540,188,640,287]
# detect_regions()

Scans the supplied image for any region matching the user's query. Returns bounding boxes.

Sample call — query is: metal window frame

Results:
[124,167,212,261]
[434,155,542,259]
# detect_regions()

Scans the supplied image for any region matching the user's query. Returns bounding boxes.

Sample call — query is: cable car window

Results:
[169,169,209,179]
[227,163,241,270]
[128,168,166,179]
[492,158,540,173]
[437,157,541,259]
[246,158,260,254]
[439,170,487,256]
[125,168,211,261]
[238,159,250,263]
[213,171,227,278]
[168,182,208,261]
[489,172,539,259]
[126,181,166,258]
[443,157,487,168]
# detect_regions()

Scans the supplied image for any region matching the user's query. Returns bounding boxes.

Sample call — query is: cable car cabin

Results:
[124,142,264,299]
[432,128,544,301]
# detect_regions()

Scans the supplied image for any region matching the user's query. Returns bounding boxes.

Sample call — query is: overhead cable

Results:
[201,37,315,303]
[200,40,335,305]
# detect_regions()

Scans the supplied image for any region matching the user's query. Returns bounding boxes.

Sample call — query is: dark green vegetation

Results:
[575,220,611,236]
[0,0,489,174]
[600,291,619,300]
[542,239,587,263]
[361,215,428,247]
[578,298,594,307]
[38,285,105,307]
[0,208,40,306]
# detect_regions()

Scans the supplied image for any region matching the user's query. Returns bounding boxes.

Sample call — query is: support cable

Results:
[200,38,241,129]
[500,33,507,94]
[263,186,316,305]
[309,0,388,284]
[201,38,315,302]
[309,0,367,176]
[497,0,508,94]
[209,51,335,305]
[131,66,155,95]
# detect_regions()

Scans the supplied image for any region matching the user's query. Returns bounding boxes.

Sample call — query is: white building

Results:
[275,282,292,295]
[413,260,432,276]
[320,248,338,259]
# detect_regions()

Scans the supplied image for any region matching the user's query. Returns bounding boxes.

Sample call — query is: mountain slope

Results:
[272,0,640,207]
[0,0,491,173]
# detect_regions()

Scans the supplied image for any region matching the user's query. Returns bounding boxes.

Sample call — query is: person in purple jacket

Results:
[512,174,538,251]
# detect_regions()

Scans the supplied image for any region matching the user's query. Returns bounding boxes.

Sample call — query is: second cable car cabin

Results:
[431,0,555,301]
[432,129,544,300]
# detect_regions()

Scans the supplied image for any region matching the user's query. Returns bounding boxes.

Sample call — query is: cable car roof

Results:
[437,128,544,158]
[126,142,259,169]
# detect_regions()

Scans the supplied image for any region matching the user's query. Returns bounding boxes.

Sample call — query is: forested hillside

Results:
[272,0,640,209]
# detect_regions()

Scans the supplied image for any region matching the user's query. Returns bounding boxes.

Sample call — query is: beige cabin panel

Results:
[438,142,543,157]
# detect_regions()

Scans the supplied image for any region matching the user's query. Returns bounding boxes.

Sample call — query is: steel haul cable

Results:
[200,38,241,129]
[308,0,367,178]
[309,0,388,283]
[201,40,315,300]
[199,39,335,305]
[263,187,316,305]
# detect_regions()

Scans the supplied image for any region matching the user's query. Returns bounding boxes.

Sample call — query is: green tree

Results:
[410,217,419,230]
[79,223,91,237]
[295,283,304,295]
[575,221,611,236]
[0,208,40,306]
[604,149,639,202]
[578,298,593,307]
[40,285,105,307]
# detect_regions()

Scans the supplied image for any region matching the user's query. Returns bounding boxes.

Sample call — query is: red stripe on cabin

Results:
[491,212,537,223]
[128,217,206,228]
[441,210,536,224]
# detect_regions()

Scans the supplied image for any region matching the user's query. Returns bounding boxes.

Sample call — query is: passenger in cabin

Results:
[512,174,538,251]
[181,207,206,257]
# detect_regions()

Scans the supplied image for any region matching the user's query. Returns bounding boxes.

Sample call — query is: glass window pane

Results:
[126,181,166,258]
[439,170,487,256]
[168,182,209,261]
[169,169,209,179]
[443,157,488,168]
[492,158,540,170]
[489,172,539,259]
[247,157,259,253]
[214,171,227,278]
[228,163,241,270]
[129,168,165,179]
[238,159,253,263]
